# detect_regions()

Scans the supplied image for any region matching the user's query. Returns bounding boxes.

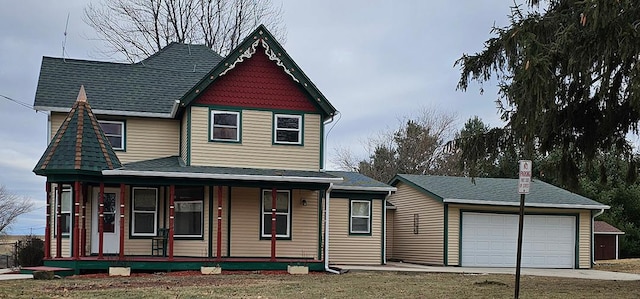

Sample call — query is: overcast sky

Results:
[0,0,512,235]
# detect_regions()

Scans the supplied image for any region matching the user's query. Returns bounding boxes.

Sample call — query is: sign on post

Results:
[518,160,532,194]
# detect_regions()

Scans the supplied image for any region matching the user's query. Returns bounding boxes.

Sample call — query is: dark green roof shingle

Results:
[34,43,222,115]
[392,174,607,208]
[328,171,395,191]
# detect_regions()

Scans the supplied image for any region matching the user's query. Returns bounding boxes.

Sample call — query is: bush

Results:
[17,236,44,267]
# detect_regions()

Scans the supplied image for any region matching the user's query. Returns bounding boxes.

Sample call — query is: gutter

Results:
[592,208,605,266]
[324,183,340,274]
[102,169,343,184]
[35,106,174,118]
[443,198,610,210]
[331,185,397,192]
[169,100,180,118]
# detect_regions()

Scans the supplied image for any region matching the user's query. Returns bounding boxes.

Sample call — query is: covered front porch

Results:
[41,162,340,273]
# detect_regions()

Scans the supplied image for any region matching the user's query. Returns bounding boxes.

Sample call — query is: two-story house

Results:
[32,25,395,274]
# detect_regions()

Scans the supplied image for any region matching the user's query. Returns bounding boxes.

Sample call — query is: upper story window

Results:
[274,114,302,145]
[99,120,125,150]
[210,110,240,142]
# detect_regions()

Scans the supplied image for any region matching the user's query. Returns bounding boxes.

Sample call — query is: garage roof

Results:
[391,174,609,210]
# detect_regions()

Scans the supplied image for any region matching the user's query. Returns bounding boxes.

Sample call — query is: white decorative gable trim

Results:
[218,37,299,83]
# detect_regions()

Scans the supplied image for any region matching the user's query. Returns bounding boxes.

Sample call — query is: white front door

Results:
[91,188,120,254]
[461,212,575,268]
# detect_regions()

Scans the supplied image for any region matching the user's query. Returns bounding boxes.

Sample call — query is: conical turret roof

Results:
[33,85,122,176]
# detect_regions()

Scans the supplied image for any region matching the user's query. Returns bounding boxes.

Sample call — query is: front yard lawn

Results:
[594,258,640,274]
[1,271,639,298]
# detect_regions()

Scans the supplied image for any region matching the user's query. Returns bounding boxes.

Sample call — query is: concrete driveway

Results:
[333,262,640,281]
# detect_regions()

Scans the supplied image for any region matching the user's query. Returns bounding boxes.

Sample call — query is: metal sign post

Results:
[515,160,531,299]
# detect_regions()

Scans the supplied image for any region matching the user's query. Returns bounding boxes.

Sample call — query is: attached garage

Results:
[388,175,610,269]
[461,212,575,268]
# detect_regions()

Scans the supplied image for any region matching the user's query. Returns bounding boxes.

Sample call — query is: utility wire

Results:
[0,94,46,114]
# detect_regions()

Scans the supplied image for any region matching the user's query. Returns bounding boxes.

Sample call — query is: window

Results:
[210,110,240,142]
[261,190,291,238]
[274,114,302,144]
[350,200,371,234]
[174,186,204,237]
[55,185,72,236]
[102,192,117,233]
[132,187,157,236]
[99,120,125,150]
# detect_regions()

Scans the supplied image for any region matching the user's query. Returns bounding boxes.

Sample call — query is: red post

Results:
[169,185,175,261]
[217,186,222,261]
[270,187,277,261]
[56,185,62,258]
[119,184,125,260]
[98,183,105,259]
[81,184,86,257]
[73,181,80,260]
[44,182,51,259]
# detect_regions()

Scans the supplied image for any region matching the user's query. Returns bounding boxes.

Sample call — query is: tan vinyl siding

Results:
[50,113,180,164]
[329,198,382,265]
[229,187,319,259]
[579,210,591,268]
[190,107,321,170]
[386,210,394,260]
[447,204,593,269]
[446,206,459,266]
[388,182,444,265]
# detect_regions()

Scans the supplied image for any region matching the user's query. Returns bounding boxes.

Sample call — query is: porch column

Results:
[119,183,125,260]
[217,186,223,261]
[98,183,105,259]
[81,184,87,257]
[44,182,51,259]
[169,185,175,261]
[270,187,277,261]
[73,181,80,260]
[56,184,62,258]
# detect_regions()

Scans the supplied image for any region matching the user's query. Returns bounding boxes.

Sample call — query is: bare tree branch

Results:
[0,185,35,235]
[84,0,287,62]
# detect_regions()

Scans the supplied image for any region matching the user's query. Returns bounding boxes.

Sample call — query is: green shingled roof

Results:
[104,156,340,183]
[34,86,122,176]
[33,43,222,115]
[391,174,608,209]
[328,171,395,191]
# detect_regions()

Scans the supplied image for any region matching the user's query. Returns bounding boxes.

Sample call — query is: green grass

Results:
[1,271,639,299]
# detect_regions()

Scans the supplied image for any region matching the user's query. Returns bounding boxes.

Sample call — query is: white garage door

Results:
[461,212,575,268]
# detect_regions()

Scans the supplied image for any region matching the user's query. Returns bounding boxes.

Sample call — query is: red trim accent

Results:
[194,47,318,113]
[56,185,62,258]
[169,185,175,261]
[98,183,104,259]
[119,184,125,260]
[270,187,277,261]
[81,184,86,257]
[217,186,222,261]
[44,182,51,259]
[73,181,80,260]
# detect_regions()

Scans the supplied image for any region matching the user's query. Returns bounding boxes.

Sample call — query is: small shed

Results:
[594,221,625,260]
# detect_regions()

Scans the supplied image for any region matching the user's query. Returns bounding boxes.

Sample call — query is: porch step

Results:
[21,266,74,277]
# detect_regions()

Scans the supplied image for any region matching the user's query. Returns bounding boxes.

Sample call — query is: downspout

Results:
[591,208,605,266]
[383,190,392,264]
[324,183,340,274]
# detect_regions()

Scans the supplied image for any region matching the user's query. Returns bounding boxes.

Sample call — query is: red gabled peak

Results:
[193,45,318,112]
